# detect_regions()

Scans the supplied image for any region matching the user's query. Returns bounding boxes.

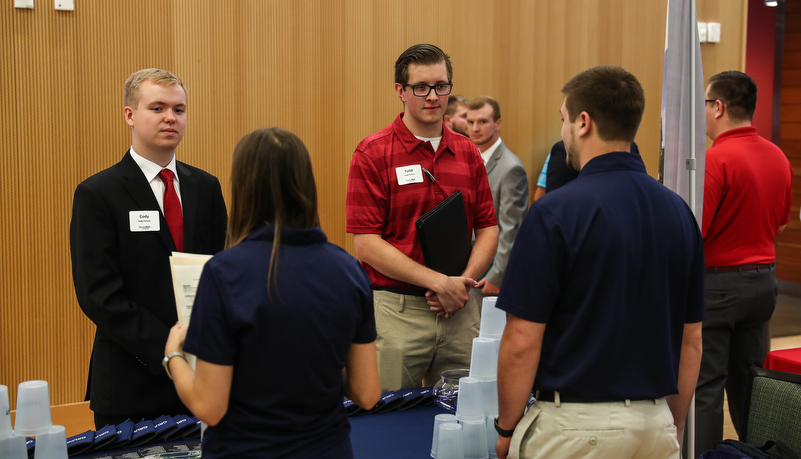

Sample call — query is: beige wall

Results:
[0,0,747,408]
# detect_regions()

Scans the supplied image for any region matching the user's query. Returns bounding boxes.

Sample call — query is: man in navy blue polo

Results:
[493,66,705,459]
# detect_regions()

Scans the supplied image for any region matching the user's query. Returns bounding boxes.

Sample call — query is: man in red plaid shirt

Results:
[346,44,498,391]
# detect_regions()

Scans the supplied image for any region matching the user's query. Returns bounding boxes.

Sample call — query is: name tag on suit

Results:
[129,211,161,232]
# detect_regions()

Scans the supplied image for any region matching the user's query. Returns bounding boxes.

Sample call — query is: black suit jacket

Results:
[70,151,227,418]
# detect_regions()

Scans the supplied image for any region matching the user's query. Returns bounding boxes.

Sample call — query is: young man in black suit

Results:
[70,68,227,428]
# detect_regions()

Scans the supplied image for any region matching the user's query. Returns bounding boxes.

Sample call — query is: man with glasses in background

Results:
[693,71,793,457]
[346,44,498,391]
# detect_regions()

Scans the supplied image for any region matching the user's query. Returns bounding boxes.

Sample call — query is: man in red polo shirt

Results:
[346,44,498,391]
[694,71,793,457]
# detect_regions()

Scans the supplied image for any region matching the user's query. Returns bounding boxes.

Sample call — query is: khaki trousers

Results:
[508,397,680,459]
[373,289,480,391]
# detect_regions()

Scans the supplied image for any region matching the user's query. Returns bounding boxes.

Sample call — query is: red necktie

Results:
[158,169,184,252]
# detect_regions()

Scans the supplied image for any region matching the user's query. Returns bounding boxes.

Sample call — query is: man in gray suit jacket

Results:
[466,97,529,294]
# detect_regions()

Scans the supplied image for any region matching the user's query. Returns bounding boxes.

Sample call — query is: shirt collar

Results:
[129,147,179,183]
[481,137,503,165]
[712,126,757,148]
[392,112,455,156]
[578,151,647,178]
[246,224,328,245]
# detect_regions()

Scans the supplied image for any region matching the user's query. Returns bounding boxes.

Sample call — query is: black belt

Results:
[705,263,774,274]
[537,390,629,404]
[374,287,427,297]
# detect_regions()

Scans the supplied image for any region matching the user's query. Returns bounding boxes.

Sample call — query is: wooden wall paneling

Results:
[783,48,801,69]
[297,0,352,248]
[1,0,749,409]
[788,0,801,34]
[2,2,89,410]
[789,32,801,50]
[698,0,748,80]
[696,2,748,147]
[505,0,553,199]
[784,86,801,105]
[45,1,85,413]
[0,4,23,408]
[783,101,801,122]
[776,0,801,283]
[4,4,36,410]
[618,0,670,176]
[171,0,242,227]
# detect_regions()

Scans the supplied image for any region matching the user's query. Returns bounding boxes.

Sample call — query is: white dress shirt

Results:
[129,147,182,213]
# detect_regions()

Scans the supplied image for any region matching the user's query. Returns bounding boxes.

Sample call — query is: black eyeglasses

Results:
[705,99,719,104]
[407,83,453,97]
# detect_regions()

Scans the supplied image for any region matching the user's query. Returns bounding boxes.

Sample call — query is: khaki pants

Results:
[508,396,680,459]
[373,289,480,391]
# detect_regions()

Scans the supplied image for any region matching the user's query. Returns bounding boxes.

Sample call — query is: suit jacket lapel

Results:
[177,161,197,252]
[119,151,176,252]
[485,141,506,176]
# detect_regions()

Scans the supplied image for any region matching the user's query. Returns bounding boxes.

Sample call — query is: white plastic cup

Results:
[14,381,52,435]
[479,297,506,339]
[0,385,13,439]
[469,338,500,382]
[480,379,499,415]
[0,433,28,459]
[485,415,499,458]
[33,425,68,459]
[436,423,465,459]
[461,418,489,459]
[455,377,485,422]
[431,413,458,458]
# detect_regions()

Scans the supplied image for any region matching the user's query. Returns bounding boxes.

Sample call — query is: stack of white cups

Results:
[0,385,28,459]
[431,297,506,459]
[1,381,68,459]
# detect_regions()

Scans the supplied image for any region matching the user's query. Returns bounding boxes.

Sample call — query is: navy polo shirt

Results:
[498,152,704,401]
[184,225,376,458]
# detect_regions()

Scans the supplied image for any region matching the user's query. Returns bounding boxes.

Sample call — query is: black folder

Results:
[415,191,471,276]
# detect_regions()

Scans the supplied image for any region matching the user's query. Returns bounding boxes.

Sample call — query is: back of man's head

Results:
[467,96,501,121]
[446,94,469,117]
[394,44,453,86]
[561,65,644,143]
[707,71,757,123]
[124,68,186,109]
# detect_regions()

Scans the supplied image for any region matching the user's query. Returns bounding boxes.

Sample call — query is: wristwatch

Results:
[494,417,515,438]
[162,352,187,380]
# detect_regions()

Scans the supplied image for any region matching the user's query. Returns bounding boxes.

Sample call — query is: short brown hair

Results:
[561,66,644,142]
[394,44,452,86]
[707,71,758,122]
[467,96,501,121]
[446,94,468,117]
[124,68,187,108]
[226,127,320,297]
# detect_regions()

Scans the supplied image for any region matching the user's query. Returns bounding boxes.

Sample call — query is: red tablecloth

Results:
[764,347,801,375]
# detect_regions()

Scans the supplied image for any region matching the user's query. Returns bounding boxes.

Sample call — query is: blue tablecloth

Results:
[350,404,446,459]
[70,403,445,458]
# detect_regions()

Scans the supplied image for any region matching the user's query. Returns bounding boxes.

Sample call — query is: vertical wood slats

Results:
[0,0,746,409]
